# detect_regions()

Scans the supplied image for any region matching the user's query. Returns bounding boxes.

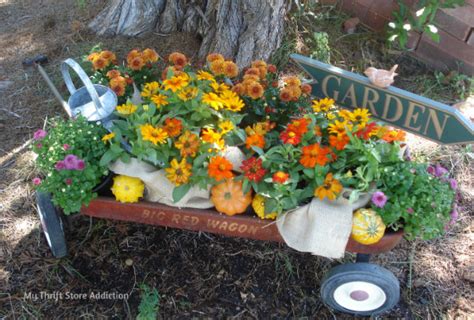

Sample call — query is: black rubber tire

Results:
[320,263,399,316]
[35,192,68,258]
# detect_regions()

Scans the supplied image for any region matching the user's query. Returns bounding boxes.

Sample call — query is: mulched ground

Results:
[1,0,473,319]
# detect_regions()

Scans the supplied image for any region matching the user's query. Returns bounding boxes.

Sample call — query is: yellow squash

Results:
[351,208,386,245]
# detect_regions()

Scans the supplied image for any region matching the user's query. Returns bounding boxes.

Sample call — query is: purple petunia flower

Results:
[371,191,388,208]
[449,178,457,190]
[64,154,79,170]
[55,160,66,170]
[75,159,85,170]
[33,129,47,140]
[434,164,448,177]
[32,177,42,185]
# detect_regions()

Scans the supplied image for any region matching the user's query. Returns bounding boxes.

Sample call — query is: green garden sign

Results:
[291,54,474,145]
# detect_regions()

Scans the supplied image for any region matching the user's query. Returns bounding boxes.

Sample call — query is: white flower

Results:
[61,188,66,192]
[416,7,425,17]
[93,137,97,140]
[388,34,398,41]
[388,22,396,29]
[403,24,411,31]
[427,24,438,33]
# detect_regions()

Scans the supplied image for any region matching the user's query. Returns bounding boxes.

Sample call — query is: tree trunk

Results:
[88,0,289,67]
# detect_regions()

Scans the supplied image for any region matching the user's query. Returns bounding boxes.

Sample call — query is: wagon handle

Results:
[61,58,104,116]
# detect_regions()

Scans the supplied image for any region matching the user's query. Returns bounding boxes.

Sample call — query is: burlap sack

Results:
[109,147,245,208]
[276,190,371,259]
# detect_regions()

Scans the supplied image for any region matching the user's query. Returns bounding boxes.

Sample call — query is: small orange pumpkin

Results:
[211,179,252,216]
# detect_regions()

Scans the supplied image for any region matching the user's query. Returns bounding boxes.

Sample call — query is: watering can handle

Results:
[61,58,104,114]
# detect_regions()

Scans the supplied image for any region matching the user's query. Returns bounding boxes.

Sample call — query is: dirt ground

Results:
[1,0,473,319]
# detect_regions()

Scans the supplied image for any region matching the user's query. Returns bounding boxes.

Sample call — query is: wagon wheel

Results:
[320,263,399,316]
[35,192,68,258]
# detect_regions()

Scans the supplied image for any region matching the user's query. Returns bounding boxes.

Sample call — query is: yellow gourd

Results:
[252,194,277,220]
[351,208,386,245]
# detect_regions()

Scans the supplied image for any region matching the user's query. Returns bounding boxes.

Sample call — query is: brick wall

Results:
[335,0,474,76]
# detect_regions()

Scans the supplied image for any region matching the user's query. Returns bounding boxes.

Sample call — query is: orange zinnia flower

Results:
[245,134,265,150]
[208,156,234,181]
[314,173,343,201]
[288,118,310,136]
[300,143,331,168]
[169,52,188,68]
[175,131,200,158]
[163,118,183,138]
[329,134,350,151]
[280,128,301,145]
[272,171,289,184]
[247,82,264,99]
[382,129,406,142]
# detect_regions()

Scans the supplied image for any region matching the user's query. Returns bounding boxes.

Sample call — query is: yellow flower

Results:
[326,112,336,120]
[210,82,230,94]
[218,120,234,134]
[202,92,224,110]
[165,158,193,186]
[328,120,353,136]
[140,124,168,145]
[163,75,189,92]
[116,102,137,115]
[197,70,215,81]
[111,175,144,203]
[314,173,343,201]
[245,121,274,136]
[220,90,245,112]
[312,98,335,113]
[349,108,370,128]
[338,109,352,121]
[252,194,277,220]
[201,127,225,149]
[102,132,115,143]
[177,87,199,101]
[141,82,160,98]
[151,94,169,108]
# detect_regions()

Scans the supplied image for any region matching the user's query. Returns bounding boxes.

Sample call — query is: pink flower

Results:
[371,191,387,208]
[427,165,435,175]
[406,207,414,214]
[32,177,42,185]
[449,178,457,190]
[449,209,458,225]
[65,178,72,185]
[55,161,66,170]
[64,154,79,170]
[63,144,71,150]
[33,129,47,140]
[36,143,43,149]
[76,159,85,170]
[434,164,448,177]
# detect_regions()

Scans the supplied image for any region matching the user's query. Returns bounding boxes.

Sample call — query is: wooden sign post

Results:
[291,54,474,145]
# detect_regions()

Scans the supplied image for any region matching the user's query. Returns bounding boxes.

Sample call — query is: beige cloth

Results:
[109,147,245,208]
[276,190,371,259]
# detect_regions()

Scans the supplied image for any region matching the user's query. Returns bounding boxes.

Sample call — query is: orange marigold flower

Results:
[106,69,121,79]
[210,60,226,76]
[272,171,289,184]
[208,156,234,181]
[267,64,277,73]
[207,53,225,63]
[314,173,343,201]
[279,88,292,102]
[300,143,332,168]
[301,83,312,95]
[175,131,200,158]
[92,56,108,70]
[169,52,188,68]
[129,56,145,71]
[247,82,264,99]
[329,134,350,151]
[143,48,159,63]
[163,118,183,138]
[382,129,406,142]
[245,134,265,150]
[223,61,239,78]
[285,76,301,87]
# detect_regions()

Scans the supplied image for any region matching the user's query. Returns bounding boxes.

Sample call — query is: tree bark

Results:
[88,0,289,67]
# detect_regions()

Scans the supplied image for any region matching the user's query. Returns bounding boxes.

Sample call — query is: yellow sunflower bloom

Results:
[141,82,160,98]
[177,87,199,101]
[116,102,137,115]
[338,109,352,121]
[102,132,115,143]
[328,120,353,136]
[111,175,144,203]
[312,98,335,113]
[252,195,277,220]
[201,127,224,149]
[163,75,189,92]
[197,70,215,81]
[218,120,234,134]
[210,81,230,94]
[202,92,224,110]
[165,158,193,186]
[140,124,168,145]
[349,108,370,128]
[150,94,169,108]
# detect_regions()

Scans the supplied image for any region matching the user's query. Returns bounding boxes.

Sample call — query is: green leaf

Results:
[120,152,131,163]
[172,184,191,203]
[100,149,117,166]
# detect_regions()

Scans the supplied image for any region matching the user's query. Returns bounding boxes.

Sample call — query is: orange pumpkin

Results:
[211,179,252,216]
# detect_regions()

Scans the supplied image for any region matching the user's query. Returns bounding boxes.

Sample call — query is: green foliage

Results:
[31,116,109,214]
[310,32,330,64]
[388,0,465,49]
[136,284,160,320]
[434,71,473,101]
[373,162,456,240]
